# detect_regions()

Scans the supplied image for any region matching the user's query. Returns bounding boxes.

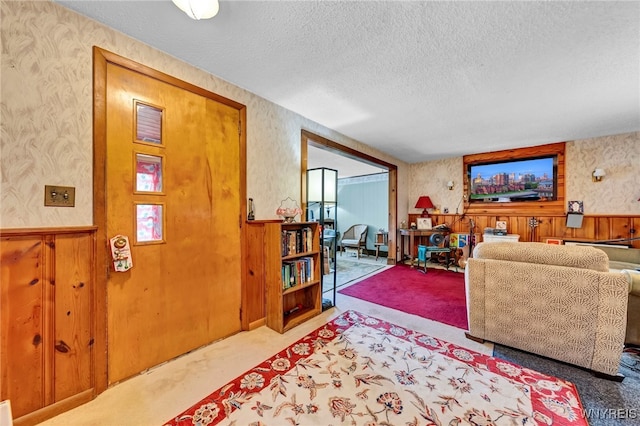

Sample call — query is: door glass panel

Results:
[135,102,162,144]
[136,154,163,192]
[136,204,164,243]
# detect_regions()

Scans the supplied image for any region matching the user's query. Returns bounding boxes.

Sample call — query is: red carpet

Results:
[338,264,468,329]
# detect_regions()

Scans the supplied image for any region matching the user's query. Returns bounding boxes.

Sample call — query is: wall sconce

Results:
[592,168,606,182]
[172,0,220,20]
[446,180,454,190]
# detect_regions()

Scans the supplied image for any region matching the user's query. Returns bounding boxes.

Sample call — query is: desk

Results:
[398,228,449,266]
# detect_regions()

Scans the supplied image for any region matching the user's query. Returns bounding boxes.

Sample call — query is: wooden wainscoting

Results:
[409,213,640,249]
[243,220,280,330]
[1,227,97,425]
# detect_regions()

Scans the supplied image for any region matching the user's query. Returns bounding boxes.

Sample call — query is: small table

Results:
[398,228,450,267]
[374,232,388,260]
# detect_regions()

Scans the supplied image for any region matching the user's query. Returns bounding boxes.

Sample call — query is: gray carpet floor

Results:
[493,345,640,425]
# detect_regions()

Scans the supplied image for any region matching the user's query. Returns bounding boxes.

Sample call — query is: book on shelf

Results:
[281,227,315,256]
[288,230,297,254]
[303,227,313,252]
[281,257,314,289]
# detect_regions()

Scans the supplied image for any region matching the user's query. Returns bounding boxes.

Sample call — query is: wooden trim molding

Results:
[0,226,97,236]
[301,130,398,263]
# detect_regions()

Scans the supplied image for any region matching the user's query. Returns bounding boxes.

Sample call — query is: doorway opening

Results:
[300,130,397,305]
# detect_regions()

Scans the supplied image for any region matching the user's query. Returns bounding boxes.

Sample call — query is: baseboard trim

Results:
[14,389,94,426]
[249,318,266,330]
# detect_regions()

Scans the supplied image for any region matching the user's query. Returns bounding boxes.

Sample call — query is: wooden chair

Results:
[339,224,368,258]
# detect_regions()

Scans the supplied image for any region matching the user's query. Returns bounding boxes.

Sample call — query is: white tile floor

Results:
[39,267,490,426]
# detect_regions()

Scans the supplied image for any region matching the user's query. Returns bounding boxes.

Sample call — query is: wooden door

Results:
[105,63,242,384]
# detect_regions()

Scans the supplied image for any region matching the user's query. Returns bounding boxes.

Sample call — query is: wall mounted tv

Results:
[467,156,557,203]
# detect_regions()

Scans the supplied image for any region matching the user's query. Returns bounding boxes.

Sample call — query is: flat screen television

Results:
[467,155,557,203]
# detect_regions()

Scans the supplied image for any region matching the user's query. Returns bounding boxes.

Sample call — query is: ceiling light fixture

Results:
[172,0,219,20]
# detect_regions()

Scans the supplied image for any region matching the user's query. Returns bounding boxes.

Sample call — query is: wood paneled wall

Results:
[1,227,96,425]
[408,213,640,249]
[243,220,283,330]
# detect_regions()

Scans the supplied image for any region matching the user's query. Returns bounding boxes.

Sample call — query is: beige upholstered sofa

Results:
[465,242,631,379]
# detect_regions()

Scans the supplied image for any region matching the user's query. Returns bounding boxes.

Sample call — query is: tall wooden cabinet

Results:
[261,221,321,333]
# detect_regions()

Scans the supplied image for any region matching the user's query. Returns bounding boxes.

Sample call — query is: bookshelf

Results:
[264,221,321,333]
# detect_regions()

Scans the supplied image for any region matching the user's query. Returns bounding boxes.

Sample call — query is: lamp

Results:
[415,196,435,217]
[446,180,454,190]
[592,168,605,182]
[306,167,338,308]
[172,0,219,20]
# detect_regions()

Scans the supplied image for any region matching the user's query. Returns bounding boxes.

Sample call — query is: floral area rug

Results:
[164,311,587,425]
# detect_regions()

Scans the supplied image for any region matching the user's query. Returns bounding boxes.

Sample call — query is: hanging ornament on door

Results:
[109,235,133,272]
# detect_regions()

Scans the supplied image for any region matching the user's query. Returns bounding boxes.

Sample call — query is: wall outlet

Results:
[44,185,75,207]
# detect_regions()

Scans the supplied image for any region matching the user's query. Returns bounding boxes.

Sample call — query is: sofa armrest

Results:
[622,269,640,296]
[625,269,640,345]
[592,272,629,375]
[464,258,486,337]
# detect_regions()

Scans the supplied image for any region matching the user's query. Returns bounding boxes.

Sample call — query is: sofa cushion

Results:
[473,242,609,272]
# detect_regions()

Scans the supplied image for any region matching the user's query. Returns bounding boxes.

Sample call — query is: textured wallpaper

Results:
[408,132,640,216]
[409,157,465,216]
[0,0,407,228]
[566,132,640,214]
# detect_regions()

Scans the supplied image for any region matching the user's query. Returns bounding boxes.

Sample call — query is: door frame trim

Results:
[92,47,247,393]
[300,130,398,264]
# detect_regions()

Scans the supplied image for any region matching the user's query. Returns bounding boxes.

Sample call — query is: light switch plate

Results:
[44,185,75,207]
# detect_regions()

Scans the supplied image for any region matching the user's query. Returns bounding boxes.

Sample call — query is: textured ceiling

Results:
[55,0,640,163]
[307,145,388,178]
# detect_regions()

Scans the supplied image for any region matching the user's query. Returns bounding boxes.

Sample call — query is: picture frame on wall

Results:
[417,218,432,230]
